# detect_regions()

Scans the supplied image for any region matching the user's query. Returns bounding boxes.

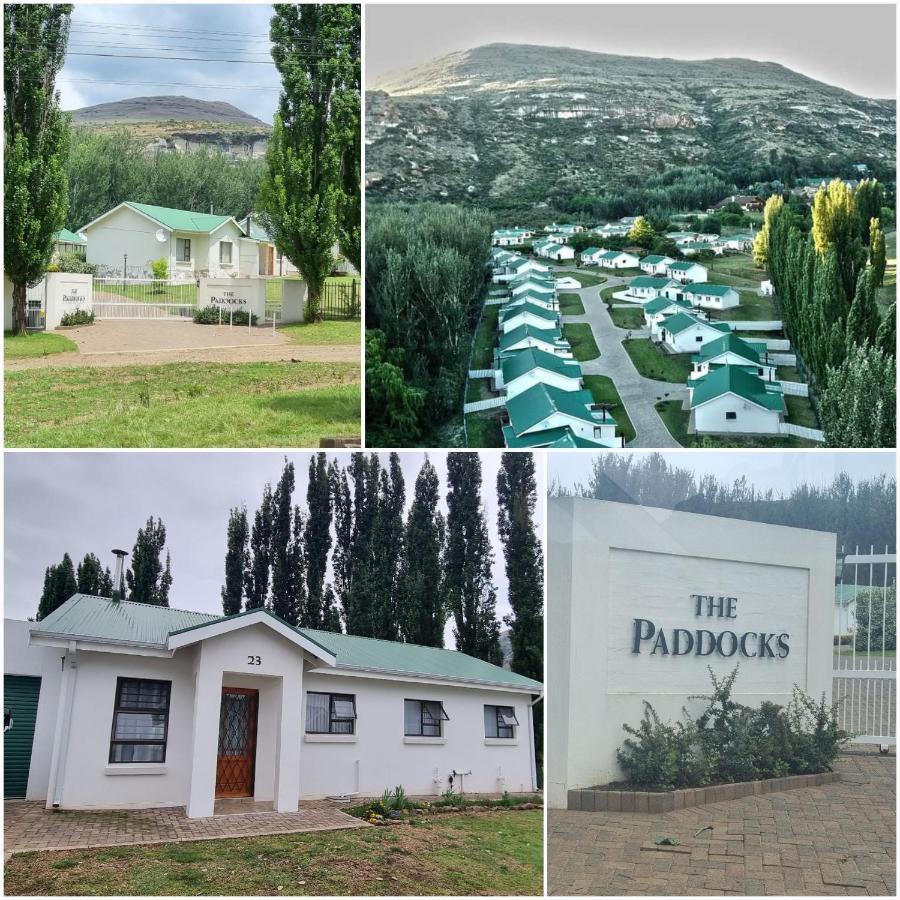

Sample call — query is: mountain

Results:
[69,96,272,160]
[365,44,896,215]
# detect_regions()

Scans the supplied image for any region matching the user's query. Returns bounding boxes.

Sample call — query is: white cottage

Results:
[3,597,540,817]
[639,255,674,275]
[598,251,639,270]
[497,347,583,397]
[689,365,785,435]
[658,312,732,353]
[544,243,576,262]
[665,261,708,284]
[683,283,740,310]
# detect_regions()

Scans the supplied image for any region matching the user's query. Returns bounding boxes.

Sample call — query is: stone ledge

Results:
[567,771,840,813]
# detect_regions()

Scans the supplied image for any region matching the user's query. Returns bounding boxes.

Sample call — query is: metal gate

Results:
[833,545,896,748]
[93,278,196,321]
[25,280,46,330]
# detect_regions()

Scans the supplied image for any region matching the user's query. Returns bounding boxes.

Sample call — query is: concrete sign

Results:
[547,497,835,808]
[48,274,93,329]
[198,277,267,321]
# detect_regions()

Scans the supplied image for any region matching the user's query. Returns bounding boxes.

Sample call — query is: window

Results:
[695,336,703,342]
[485,705,519,739]
[219,241,233,265]
[726,411,737,421]
[404,699,449,737]
[305,692,356,734]
[176,238,191,262]
[109,677,171,763]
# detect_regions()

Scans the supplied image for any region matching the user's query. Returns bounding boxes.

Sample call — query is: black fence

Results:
[320,280,361,320]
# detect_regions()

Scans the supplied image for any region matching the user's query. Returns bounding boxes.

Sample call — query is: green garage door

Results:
[4,675,42,798]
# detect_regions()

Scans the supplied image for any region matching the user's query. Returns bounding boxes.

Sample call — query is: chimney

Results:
[111,549,128,602]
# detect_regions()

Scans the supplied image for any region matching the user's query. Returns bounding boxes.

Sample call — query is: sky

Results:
[366,3,898,99]
[549,450,897,498]
[58,4,282,123]
[4,452,545,647]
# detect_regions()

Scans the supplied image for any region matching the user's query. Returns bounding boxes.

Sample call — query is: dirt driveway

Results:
[6,321,360,369]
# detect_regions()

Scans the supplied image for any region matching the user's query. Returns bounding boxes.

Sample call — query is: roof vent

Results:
[111,549,128,602]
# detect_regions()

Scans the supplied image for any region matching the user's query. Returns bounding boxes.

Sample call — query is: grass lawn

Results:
[279,320,361,346]
[4,331,78,359]
[705,253,767,288]
[95,281,198,304]
[599,285,621,308]
[561,323,600,361]
[609,306,645,330]
[5,361,360,448]
[707,291,777,322]
[558,292,585,315]
[465,411,505,447]
[471,303,500,370]
[582,374,635,444]
[785,394,819,429]
[3,810,543,896]
[622,339,692,382]
[265,275,360,303]
[776,365,803,383]
[570,272,606,288]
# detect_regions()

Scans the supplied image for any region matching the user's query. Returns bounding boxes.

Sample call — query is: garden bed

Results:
[568,771,839,813]
[348,790,543,825]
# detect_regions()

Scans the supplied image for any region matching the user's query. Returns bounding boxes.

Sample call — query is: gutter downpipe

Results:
[528,692,543,793]
[50,641,79,808]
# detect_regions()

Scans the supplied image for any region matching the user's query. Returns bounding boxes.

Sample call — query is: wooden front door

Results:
[215,688,258,798]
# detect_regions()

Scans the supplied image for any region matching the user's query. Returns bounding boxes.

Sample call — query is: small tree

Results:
[869,217,887,287]
[853,586,896,652]
[627,216,655,246]
[150,257,169,281]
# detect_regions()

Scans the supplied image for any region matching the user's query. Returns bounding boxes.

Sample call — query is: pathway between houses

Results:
[554,269,683,448]
[4,800,367,855]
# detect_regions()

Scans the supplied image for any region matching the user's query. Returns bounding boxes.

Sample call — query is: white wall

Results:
[547,498,835,808]
[664,323,722,353]
[204,222,247,277]
[45,273,93,329]
[84,206,171,277]
[505,370,581,398]
[198,277,268,321]
[693,395,782,434]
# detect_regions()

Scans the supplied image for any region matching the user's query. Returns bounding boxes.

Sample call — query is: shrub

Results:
[60,309,94,326]
[853,586,896,652]
[616,667,848,790]
[150,257,170,285]
[193,304,258,326]
[54,252,96,275]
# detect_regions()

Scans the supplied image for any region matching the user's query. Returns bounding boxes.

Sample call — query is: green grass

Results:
[570,272,606,288]
[785,394,819,429]
[558,292,585,315]
[561,323,600,361]
[776,365,803,383]
[471,303,500,370]
[599,285,621,308]
[5,361,360,448]
[94,282,198,304]
[707,291,777,322]
[704,253,767,287]
[622,339,692,383]
[465,411,504,448]
[279,320,361,346]
[609,306,645,330]
[4,331,78,359]
[582,375,635,444]
[3,810,543,896]
[265,274,360,304]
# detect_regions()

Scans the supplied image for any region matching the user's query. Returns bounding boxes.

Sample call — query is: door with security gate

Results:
[215,687,258,798]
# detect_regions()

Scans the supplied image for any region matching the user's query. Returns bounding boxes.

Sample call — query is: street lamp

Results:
[123,253,128,292]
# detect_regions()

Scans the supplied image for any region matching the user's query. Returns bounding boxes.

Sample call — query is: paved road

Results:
[554,268,684,448]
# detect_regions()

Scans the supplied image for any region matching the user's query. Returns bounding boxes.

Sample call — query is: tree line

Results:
[756,179,895,447]
[365,202,493,446]
[36,516,173,620]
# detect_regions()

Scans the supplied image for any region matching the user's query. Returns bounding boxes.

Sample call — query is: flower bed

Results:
[347,787,542,824]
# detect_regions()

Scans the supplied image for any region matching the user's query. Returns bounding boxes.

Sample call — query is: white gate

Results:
[833,545,896,749]
[93,278,196,321]
[25,279,46,330]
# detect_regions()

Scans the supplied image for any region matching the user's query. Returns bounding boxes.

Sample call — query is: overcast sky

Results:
[58,4,282,123]
[4,452,545,648]
[549,451,897,498]
[366,3,897,99]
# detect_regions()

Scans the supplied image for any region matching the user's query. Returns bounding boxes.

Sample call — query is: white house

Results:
[80,202,254,279]
[623,275,674,302]
[658,312,732,353]
[543,243,576,262]
[682,283,740,310]
[761,280,774,297]
[680,242,723,257]
[598,251,639,270]
[492,255,549,284]
[639,255,674,275]
[498,324,573,358]
[505,291,557,312]
[643,297,700,337]
[3,597,540,816]
[497,347,583,397]
[491,227,532,247]
[499,302,559,333]
[579,247,605,266]
[510,274,557,298]
[52,229,87,260]
[665,260,708,283]
[689,333,777,382]
[689,364,785,434]
[236,215,300,277]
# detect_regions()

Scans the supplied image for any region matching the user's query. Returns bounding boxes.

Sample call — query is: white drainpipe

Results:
[51,642,79,808]
[528,692,543,793]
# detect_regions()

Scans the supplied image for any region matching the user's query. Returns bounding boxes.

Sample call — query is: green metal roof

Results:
[580,247,602,256]
[498,324,563,351]
[668,260,705,271]
[660,312,712,335]
[684,283,737,297]
[501,347,582,383]
[502,424,610,449]
[629,276,671,290]
[29,594,541,691]
[693,333,764,364]
[600,250,633,260]
[644,297,691,315]
[506,382,600,433]
[54,228,86,245]
[241,217,271,242]
[640,255,670,265]
[500,302,557,323]
[125,202,234,234]
[690,365,785,412]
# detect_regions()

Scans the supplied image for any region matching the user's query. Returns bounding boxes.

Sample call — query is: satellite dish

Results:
[155,229,168,243]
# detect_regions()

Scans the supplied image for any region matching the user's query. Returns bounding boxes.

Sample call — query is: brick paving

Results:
[549,750,895,896]
[4,800,367,855]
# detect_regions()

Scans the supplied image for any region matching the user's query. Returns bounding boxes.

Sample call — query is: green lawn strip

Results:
[5,361,360,448]
[4,331,78,359]
[561,323,600,361]
[558,292,585,315]
[599,284,622,307]
[3,810,543,897]
[471,304,500,370]
[707,292,777,322]
[784,394,819,429]
[776,365,802,383]
[570,272,606,288]
[94,283,198,304]
[654,400,817,448]
[622,339,691,382]
[705,254,767,285]
[266,275,360,304]
[279,320,361,346]
[609,306,645,330]
[465,411,505,448]
[465,374,496,405]
[582,375,635,443]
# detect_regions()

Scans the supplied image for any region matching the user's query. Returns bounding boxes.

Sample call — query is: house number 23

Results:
[247,655,262,666]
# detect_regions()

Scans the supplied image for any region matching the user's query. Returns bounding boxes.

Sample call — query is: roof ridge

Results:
[72,593,218,619]
[301,626,503,659]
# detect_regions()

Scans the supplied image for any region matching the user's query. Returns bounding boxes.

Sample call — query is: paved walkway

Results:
[4,800,367,854]
[549,750,895,896]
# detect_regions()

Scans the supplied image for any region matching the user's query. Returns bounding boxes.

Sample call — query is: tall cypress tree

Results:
[846,268,880,351]
[344,453,380,635]
[329,458,353,623]
[270,459,300,624]
[321,583,342,633]
[36,552,77,620]
[496,453,544,682]
[444,453,502,665]
[877,302,896,358]
[370,453,405,640]
[126,517,171,606]
[246,483,274,610]
[869,217,887,287]
[221,506,250,616]
[398,457,445,646]
[75,552,112,597]
[302,452,332,627]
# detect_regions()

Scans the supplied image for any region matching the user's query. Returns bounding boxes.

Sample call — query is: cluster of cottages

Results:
[484,248,624,448]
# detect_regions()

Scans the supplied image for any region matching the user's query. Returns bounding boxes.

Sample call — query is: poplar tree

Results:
[76,553,112,597]
[869,217,887,287]
[258,4,360,321]
[846,269,880,351]
[398,457,445,647]
[329,458,353,622]
[344,453,380,635]
[4,4,73,335]
[444,453,502,665]
[496,453,544,682]
[302,452,332,627]
[36,553,77,620]
[811,179,865,299]
[855,179,884,243]
[246,483,274,610]
[321,584,343,633]
[126,517,172,606]
[370,453,405,640]
[221,506,250,616]
[270,459,301,624]
[877,302,895,357]
[752,194,783,267]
